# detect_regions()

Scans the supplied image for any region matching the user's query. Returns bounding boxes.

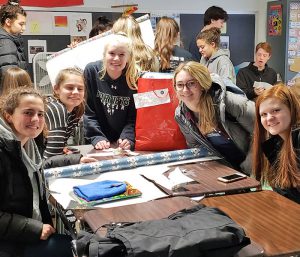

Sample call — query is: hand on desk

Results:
[40,224,55,240]
[118,139,131,150]
[94,139,131,150]
[94,140,110,150]
[80,156,98,163]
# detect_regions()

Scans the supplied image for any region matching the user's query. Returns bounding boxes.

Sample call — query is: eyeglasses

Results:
[175,80,198,91]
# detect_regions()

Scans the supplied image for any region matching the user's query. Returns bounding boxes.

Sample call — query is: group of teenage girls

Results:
[0,1,299,256]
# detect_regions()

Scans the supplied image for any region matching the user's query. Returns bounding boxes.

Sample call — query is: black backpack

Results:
[76,204,250,257]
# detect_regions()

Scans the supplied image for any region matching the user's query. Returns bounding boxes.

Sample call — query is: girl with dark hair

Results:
[89,15,113,38]
[0,0,27,80]
[252,84,300,203]
[0,87,73,257]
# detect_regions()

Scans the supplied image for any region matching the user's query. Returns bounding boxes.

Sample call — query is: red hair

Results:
[252,84,300,188]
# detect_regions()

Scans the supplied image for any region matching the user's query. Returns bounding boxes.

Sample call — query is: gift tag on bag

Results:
[133,89,170,109]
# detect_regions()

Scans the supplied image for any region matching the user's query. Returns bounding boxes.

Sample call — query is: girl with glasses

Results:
[174,61,254,174]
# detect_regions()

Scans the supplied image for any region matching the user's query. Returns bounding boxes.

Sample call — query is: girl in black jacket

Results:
[0,87,73,257]
[0,0,28,82]
[252,84,300,204]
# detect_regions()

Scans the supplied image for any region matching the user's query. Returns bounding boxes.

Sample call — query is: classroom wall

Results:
[26,0,272,46]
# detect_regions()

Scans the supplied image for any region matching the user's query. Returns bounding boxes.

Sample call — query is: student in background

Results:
[44,67,97,164]
[89,15,113,38]
[189,6,228,61]
[0,66,32,95]
[237,42,277,101]
[252,84,300,204]
[0,87,73,257]
[197,27,236,83]
[84,33,138,150]
[0,0,27,81]
[154,16,195,73]
[112,15,159,72]
[174,61,255,174]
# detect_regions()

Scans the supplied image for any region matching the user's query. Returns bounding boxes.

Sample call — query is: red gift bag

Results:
[134,73,187,151]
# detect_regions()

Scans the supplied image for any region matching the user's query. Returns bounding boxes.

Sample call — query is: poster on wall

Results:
[53,15,69,35]
[268,4,282,36]
[69,13,92,37]
[28,40,47,63]
[23,12,53,35]
[220,36,229,50]
[288,2,300,84]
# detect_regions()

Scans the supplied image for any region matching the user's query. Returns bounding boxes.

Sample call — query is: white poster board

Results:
[46,14,153,86]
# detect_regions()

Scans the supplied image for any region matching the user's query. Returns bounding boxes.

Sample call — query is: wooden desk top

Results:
[165,161,260,196]
[75,145,260,197]
[202,190,300,257]
[83,196,197,236]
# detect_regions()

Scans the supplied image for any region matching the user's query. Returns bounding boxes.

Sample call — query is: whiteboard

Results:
[46,14,154,86]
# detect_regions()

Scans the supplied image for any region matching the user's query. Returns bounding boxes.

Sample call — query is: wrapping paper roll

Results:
[44,148,212,179]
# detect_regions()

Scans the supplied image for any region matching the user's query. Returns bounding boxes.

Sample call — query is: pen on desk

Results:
[140,174,169,195]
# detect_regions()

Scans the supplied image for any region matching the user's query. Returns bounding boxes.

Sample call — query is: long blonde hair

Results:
[252,84,300,188]
[101,33,138,90]
[174,61,217,134]
[154,17,179,70]
[112,15,159,72]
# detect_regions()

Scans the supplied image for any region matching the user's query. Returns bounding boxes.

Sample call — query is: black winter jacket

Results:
[262,127,300,204]
[236,62,277,100]
[0,27,28,86]
[0,136,52,256]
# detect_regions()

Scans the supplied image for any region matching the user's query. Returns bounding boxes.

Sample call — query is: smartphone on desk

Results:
[217,173,247,183]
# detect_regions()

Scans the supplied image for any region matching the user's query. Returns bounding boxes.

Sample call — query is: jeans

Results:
[24,233,73,257]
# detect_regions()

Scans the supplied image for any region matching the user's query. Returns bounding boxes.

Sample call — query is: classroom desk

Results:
[72,144,261,197]
[202,190,300,257]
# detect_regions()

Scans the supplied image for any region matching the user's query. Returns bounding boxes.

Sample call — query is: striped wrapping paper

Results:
[44,148,212,179]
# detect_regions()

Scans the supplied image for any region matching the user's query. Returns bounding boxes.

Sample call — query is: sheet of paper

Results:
[168,167,194,185]
[253,81,273,89]
[141,167,195,190]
